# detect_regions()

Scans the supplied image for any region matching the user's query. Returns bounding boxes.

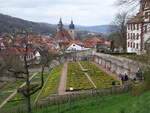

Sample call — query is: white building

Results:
[127,12,143,54]
[127,0,150,54]
[143,1,150,53]
[67,43,89,51]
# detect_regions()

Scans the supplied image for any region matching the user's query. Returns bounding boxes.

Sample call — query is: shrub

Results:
[132,70,150,96]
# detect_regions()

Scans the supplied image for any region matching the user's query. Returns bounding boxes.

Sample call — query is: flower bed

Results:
[80,61,120,88]
[66,62,93,91]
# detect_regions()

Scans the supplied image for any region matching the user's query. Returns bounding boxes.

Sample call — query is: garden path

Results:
[92,62,122,85]
[58,62,68,95]
[78,62,97,88]
[0,73,38,108]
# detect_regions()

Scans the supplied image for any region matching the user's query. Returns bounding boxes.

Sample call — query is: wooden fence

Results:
[0,85,132,113]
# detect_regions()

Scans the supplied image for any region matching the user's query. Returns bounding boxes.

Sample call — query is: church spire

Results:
[57,18,63,31]
[69,20,75,29]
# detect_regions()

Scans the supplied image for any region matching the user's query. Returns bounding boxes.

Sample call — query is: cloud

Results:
[0,0,117,25]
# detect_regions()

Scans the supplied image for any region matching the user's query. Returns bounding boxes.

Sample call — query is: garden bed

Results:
[66,62,94,91]
[36,65,63,100]
[80,61,120,88]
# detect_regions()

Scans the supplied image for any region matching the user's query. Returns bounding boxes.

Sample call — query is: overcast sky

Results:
[0,0,119,26]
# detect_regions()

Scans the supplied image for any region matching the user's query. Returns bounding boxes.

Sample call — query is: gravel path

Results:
[58,63,68,95]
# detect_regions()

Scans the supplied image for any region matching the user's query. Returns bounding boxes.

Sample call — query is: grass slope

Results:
[31,91,150,113]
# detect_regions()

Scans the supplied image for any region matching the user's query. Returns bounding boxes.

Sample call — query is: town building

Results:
[127,0,150,54]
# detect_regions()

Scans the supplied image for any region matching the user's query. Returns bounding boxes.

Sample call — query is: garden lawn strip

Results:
[34,65,63,102]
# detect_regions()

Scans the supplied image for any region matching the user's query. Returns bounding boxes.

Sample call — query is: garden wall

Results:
[93,53,146,79]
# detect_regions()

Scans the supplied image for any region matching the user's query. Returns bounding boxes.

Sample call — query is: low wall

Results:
[93,53,146,78]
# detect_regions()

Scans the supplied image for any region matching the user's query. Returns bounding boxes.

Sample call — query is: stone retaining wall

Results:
[93,53,146,79]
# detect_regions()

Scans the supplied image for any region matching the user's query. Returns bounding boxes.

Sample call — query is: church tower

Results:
[68,20,76,40]
[57,18,63,32]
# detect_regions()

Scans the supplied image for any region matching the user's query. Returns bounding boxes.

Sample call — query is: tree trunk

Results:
[25,95,31,113]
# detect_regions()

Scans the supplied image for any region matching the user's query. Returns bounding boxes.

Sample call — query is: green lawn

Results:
[1,65,64,110]
[67,62,94,91]
[80,61,120,88]
[35,65,63,101]
[30,91,150,113]
[1,72,49,110]
[0,79,24,104]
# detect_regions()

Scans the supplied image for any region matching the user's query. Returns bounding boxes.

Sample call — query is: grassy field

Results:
[30,91,150,113]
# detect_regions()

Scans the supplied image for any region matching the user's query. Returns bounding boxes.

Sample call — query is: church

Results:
[55,18,76,49]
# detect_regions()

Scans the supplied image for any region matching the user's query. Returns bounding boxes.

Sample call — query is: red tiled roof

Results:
[9,48,34,55]
[84,42,94,48]
[88,37,104,43]
[127,12,143,24]
[55,30,73,41]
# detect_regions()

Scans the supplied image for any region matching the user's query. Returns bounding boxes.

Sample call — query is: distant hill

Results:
[0,13,57,35]
[0,13,114,36]
[75,25,116,34]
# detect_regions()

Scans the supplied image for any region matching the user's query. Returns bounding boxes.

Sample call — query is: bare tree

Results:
[116,0,140,6]
[0,30,51,113]
[111,11,128,52]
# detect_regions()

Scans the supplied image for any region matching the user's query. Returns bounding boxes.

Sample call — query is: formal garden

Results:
[66,62,94,91]
[1,61,150,113]
[66,62,120,91]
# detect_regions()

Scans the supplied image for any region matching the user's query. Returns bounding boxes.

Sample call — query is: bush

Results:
[132,70,150,96]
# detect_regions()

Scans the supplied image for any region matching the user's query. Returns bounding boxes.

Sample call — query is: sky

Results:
[0,0,118,26]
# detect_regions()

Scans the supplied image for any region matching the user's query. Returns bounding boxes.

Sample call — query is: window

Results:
[128,33,130,39]
[128,42,130,47]
[128,25,130,30]
[136,43,139,49]
[133,33,135,39]
[133,24,135,30]
[133,43,135,48]
[137,24,139,30]
[137,33,139,40]
[131,24,133,30]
